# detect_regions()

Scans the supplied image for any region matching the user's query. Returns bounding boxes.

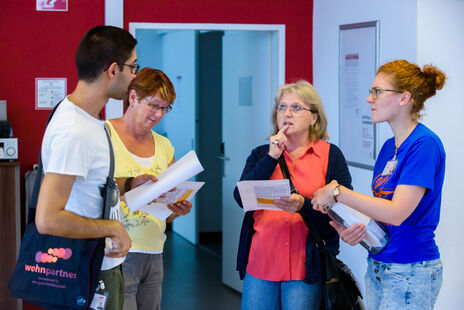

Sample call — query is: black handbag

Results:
[8,102,118,309]
[278,155,363,310]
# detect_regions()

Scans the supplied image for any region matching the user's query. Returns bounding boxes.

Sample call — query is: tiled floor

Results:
[162,230,242,310]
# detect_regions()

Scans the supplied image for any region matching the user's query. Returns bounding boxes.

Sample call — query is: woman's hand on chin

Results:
[268,125,290,159]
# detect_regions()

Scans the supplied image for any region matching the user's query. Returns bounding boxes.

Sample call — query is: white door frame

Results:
[128,23,286,238]
[129,22,285,291]
[129,23,285,86]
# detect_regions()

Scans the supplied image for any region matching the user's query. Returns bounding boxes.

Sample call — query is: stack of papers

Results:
[124,151,205,220]
[236,179,291,212]
[130,181,204,220]
[329,202,389,248]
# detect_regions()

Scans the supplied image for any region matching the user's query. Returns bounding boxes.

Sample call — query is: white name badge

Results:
[382,159,398,176]
[90,292,108,309]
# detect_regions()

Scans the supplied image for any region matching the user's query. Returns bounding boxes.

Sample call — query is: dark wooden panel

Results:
[0,162,20,310]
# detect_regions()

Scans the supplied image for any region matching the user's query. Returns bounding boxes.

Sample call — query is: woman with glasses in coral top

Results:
[234,80,352,309]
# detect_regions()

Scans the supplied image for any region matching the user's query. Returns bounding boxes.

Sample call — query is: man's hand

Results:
[105,221,132,258]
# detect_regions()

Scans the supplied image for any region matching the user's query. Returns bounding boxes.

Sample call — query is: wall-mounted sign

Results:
[35,78,67,110]
[339,21,379,170]
[36,0,68,12]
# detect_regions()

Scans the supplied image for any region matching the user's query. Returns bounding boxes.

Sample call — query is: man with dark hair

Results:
[35,25,138,309]
[75,25,138,82]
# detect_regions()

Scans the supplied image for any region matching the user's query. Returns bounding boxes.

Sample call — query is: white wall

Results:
[313,0,418,296]
[314,1,464,308]
[417,1,464,308]
[135,29,164,133]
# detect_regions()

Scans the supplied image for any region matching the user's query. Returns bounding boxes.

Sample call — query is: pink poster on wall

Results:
[36,0,68,11]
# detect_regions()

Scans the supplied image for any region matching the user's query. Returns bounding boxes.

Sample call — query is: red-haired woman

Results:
[312,60,446,310]
[106,68,192,310]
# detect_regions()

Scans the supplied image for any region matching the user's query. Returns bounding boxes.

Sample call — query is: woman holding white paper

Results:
[312,60,446,310]
[106,68,191,310]
[234,80,352,309]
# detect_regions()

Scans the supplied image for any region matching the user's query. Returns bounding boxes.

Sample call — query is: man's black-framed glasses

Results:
[104,63,140,74]
[122,63,140,74]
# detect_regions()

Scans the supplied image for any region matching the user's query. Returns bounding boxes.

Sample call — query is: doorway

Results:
[129,23,285,292]
[197,31,223,257]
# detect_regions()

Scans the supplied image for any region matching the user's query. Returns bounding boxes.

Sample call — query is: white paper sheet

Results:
[236,179,291,212]
[134,181,204,221]
[124,151,204,211]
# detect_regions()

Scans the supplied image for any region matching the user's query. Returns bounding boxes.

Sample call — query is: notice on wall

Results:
[35,78,67,110]
[339,21,378,170]
[36,0,68,11]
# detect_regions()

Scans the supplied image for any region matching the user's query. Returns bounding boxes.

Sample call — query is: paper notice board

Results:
[339,21,379,170]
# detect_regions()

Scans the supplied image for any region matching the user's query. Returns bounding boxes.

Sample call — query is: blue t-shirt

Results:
[370,123,445,263]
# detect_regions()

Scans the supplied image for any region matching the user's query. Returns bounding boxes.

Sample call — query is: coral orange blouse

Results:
[246,140,330,281]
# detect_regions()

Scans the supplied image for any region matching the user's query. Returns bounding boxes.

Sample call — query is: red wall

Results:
[0,0,104,178]
[124,0,314,83]
[0,3,104,196]
[0,0,314,213]
[0,1,104,309]
[1,1,313,309]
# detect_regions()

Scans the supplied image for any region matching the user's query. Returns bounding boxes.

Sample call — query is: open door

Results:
[132,24,284,266]
[162,31,199,244]
[221,30,276,291]
[136,30,199,244]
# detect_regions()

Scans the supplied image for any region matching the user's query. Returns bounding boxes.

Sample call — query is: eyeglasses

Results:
[276,104,312,114]
[143,98,172,114]
[122,63,140,74]
[103,63,140,74]
[368,88,404,100]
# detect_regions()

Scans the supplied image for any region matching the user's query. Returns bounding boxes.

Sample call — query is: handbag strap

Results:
[104,123,115,183]
[28,101,115,224]
[278,154,326,249]
[28,102,62,224]
[278,154,298,194]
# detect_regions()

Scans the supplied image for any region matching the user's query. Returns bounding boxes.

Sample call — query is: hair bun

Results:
[422,65,446,90]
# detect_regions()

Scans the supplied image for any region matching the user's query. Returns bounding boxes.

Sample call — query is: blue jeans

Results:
[365,257,442,310]
[241,273,322,310]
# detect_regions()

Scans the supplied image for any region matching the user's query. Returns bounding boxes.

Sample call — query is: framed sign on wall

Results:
[35,78,67,110]
[339,21,379,170]
[36,0,68,11]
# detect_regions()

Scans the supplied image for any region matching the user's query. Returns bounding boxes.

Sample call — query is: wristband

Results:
[333,184,341,202]
[125,177,134,193]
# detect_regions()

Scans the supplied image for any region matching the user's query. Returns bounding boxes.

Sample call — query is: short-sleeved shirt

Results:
[370,123,445,263]
[247,140,330,281]
[106,121,174,253]
[42,97,124,270]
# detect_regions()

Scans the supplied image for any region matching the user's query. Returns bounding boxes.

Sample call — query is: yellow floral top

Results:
[105,121,174,253]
